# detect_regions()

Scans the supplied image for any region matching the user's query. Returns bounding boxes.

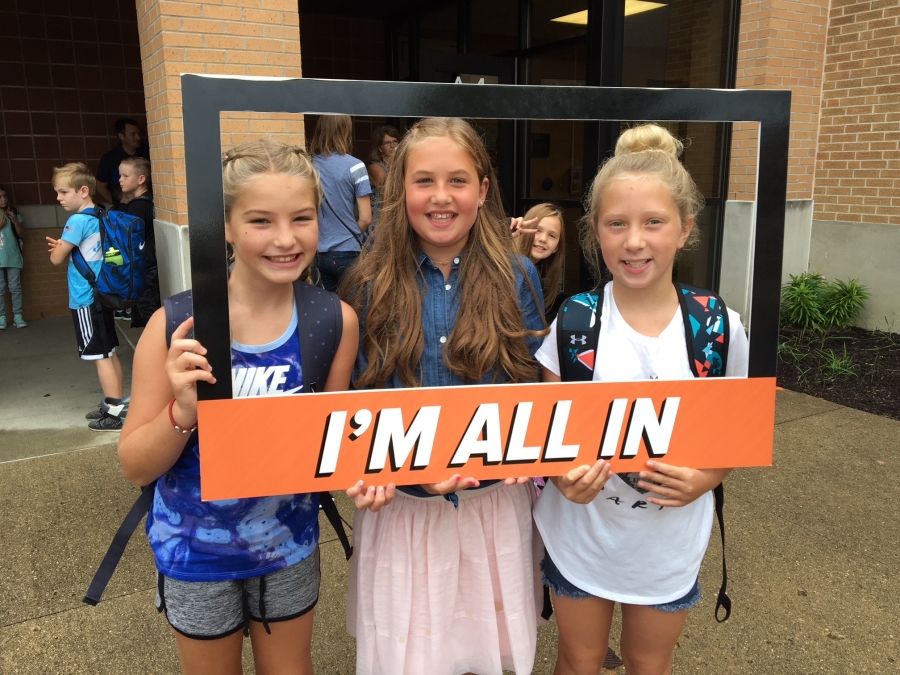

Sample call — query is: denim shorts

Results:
[541,551,701,612]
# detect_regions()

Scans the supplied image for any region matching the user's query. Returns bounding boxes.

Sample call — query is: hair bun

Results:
[614,123,684,159]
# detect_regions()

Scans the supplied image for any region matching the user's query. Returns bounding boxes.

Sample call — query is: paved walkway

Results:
[1,318,897,673]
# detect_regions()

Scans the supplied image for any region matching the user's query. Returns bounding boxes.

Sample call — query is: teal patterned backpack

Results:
[555,281,733,622]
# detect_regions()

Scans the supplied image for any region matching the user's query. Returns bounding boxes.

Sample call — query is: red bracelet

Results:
[168,398,197,434]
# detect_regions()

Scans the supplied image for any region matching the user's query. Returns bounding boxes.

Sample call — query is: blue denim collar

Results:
[416,249,462,272]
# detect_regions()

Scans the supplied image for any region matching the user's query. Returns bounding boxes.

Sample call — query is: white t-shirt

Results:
[533,283,749,604]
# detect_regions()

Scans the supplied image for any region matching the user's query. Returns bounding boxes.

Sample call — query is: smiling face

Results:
[225,171,319,287]
[530,216,562,263]
[596,174,693,294]
[404,135,489,260]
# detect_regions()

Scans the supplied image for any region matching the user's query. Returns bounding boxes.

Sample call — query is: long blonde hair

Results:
[309,115,353,157]
[580,123,703,279]
[222,138,322,283]
[342,118,545,387]
[514,202,566,312]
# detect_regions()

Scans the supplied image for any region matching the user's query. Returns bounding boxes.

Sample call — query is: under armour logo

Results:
[570,334,587,345]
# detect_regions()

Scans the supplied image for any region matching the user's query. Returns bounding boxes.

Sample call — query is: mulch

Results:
[776,326,900,422]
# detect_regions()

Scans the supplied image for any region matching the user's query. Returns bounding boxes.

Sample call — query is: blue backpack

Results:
[555,281,733,623]
[72,205,147,310]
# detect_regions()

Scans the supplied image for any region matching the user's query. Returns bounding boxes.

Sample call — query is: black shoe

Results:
[85,407,105,420]
[88,414,124,432]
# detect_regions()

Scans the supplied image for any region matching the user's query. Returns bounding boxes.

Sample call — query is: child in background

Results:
[0,185,27,329]
[118,138,358,674]
[117,156,158,327]
[534,123,750,675]
[46,163,125,431]
[513,202,568,323]
[342,117,547,675]
[310,115,373,292]
[366,124,401,233]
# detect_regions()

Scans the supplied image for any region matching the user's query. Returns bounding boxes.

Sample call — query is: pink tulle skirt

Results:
[347,482,543,675]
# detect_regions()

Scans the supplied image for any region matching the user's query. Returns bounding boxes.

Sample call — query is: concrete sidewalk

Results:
[1,318,898,674]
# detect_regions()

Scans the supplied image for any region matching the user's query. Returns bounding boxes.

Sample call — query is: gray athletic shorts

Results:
[155,547,320,640]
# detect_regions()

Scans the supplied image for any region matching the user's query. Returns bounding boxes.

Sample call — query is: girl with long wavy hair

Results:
[341,117,547,675]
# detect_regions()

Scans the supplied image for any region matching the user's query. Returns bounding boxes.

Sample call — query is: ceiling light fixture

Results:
[552,1,666,25]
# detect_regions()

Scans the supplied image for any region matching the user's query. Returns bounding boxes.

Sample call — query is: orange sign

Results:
[197,377,776,500]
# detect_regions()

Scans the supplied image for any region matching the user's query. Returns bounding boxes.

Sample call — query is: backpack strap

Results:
[675,282,730,377]
[321,195,363,249]
[82,483,156,606]
[292,280,343,393]
[291,280,353,559]
[555,284,605,383]
[69,206,105,288]
[675,282,732,622]
[83,290,193,606]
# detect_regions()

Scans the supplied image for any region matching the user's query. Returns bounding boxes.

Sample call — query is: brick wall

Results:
[13,228,71,321]
[813,0,900,225]
[0,0,147,207]
[137,0,304,226]
[729,0,831,201]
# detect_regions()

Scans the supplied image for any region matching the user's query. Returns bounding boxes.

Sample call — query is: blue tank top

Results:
[147,305,320,581]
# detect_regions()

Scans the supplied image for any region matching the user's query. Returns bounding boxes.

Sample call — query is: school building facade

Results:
[1,0,897,330]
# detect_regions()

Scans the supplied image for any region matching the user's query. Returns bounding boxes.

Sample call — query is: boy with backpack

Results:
[46,163,126,432]
[115,156,157,326]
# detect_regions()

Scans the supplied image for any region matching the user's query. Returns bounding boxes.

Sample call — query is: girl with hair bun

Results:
[533,123,750,675]
[119,138,358,674]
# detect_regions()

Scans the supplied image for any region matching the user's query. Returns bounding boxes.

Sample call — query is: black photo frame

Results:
[182,75,790,401]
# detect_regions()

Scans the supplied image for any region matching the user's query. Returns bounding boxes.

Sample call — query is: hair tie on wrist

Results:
[168,398,197,434]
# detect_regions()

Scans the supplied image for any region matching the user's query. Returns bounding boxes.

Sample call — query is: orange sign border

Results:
[198,377,776,500]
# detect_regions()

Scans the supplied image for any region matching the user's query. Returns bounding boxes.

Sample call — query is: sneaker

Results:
[0,316,6,330]
[13,314,27,328]
[101,396,129,418]
[85,406,105,420]
[114,309,132,321]
[88,414,124,432]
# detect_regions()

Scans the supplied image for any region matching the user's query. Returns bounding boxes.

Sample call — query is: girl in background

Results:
[119,138,358,675]
[513,202,567,322]
[366,124,401,234]
[0,185,27,329]
[310,115,373,291]
[343,117,547,675]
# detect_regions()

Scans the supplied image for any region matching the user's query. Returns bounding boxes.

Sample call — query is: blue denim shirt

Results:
[355,251,546,499]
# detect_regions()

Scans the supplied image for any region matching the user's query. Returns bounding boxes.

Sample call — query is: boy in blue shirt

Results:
[46,163,125,432]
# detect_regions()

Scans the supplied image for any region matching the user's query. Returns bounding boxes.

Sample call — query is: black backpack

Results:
[84,280,352,605]
[554,281,733,623]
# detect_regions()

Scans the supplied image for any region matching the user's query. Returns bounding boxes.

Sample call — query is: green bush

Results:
[822,278,870,329]
[780,273,869,333]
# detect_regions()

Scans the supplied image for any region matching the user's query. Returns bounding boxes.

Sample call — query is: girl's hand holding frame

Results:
[347,481,397,512]
[551,460,612,504]
[166,317,216,428]
[637,461,732,508]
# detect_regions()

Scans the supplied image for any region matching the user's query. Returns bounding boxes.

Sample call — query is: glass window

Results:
[470,0,519,56]
[420,4,458,55]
